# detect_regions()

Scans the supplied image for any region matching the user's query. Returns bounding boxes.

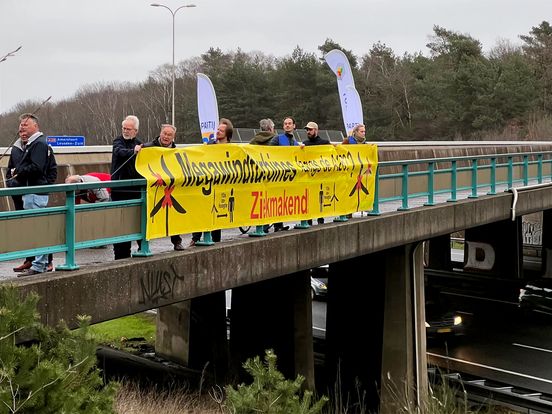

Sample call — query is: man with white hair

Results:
[143,124,184,251]
[110,115,143,260]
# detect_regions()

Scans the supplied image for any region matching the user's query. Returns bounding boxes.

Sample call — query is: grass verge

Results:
[89,311,156,352]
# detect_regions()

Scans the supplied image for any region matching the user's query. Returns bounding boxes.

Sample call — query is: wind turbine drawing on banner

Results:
[196,73,219,144]
[323,49,364,139]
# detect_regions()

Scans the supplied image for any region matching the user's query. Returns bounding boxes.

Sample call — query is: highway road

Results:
[4,218,551,399]
[311,290,552,396]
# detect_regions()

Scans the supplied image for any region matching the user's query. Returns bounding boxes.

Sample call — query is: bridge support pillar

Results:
[325,243,427,413]
[426,234,452,270]
[229,272,314,389]
[380,243,427,413]
[542,209,552,277]
[156,301,191,365]
[464,218,523,278]
[156,291,228,380]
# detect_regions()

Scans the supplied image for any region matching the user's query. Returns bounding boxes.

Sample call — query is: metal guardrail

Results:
[2,150,552,269]
[428,367,552,413]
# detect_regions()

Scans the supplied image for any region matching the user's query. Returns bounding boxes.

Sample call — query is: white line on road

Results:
[513,343,552,354]
[427,352,552,384]
[313,327,326,333]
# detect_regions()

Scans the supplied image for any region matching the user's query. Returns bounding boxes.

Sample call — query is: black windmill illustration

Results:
[148,155,187,236]
[349,153,372,210]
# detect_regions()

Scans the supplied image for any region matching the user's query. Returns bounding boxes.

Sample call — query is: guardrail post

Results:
[447,160,457,202]
[487,157,496,195]
[507,156,513,188]
[468,158,478,199]
[57,190,79,271]
[424,162,435,206]
[523,155,529,186]
[249,225,267,237]
[538,154,543,184]
[368,168,380,215]
[398,164,409,211]
[133,185,152,257]
[195,231,215,245]
[294,220,311,229]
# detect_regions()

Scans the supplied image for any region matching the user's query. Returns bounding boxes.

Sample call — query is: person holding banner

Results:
[111,115,143,260]
[303,121,331,146]
[343,124,367,145]
[267,116,302,231]
[189,118,233,246]
[249,118,288,232]
[304,121,330,225]
[269,116,300,146]
[143,124,184,251]
[250,118,277,145]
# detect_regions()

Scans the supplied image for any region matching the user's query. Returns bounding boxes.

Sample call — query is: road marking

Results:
[313,326,326,333]
[427,352,552,384]
[443,292,518,305]
[513,343,552,354]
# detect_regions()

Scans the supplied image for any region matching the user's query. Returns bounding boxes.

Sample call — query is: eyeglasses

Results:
[305,128,313,131]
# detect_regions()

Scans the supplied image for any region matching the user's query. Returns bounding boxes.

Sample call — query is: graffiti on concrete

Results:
[522,220,542,245]
[139,264,185,305]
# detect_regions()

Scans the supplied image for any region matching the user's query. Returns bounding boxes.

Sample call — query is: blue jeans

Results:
[23,194,49,272]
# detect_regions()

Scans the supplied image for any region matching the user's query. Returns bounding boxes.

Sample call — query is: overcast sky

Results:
[0,0,549,115]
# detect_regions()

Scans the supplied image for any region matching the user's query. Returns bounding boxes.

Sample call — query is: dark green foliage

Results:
[2,22,552,143]
[0,285,116,414]
[224,349,328,414]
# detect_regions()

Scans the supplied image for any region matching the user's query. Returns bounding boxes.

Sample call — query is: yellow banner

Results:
[135,144,378,240]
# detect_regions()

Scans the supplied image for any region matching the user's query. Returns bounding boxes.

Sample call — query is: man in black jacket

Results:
[110,115,143,259]
[143,124,184,250]
[10,114,53,276]
[304,121,330,225]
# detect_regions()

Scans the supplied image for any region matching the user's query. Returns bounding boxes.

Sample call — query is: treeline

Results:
[1,22,552,146]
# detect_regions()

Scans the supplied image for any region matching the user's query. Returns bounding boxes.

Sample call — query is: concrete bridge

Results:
[2,141,552,412]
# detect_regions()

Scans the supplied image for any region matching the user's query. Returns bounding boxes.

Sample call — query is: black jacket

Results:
[304,135,331,146]
[143,136,176,149]
[10,134,49,187]
[110,135,143,181]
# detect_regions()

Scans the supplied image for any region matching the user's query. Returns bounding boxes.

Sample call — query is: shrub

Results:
[0,285,117,413]
[224,349,328,414]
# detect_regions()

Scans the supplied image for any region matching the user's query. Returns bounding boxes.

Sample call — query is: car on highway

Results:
[425,287,465,340]
[519,278,552,317]
[425,307,464,340]
[310,265,329,300]
[311,277,328,300]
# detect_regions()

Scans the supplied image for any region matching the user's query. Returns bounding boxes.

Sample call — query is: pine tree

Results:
[224,349,328,414]
[0,285,116,413]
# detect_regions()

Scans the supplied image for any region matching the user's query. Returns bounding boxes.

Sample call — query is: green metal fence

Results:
[1,151,551,269]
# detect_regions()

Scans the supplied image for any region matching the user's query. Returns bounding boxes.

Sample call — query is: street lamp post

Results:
[150,3,196,126]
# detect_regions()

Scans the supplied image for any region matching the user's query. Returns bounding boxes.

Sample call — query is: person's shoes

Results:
[13,261,32,272]
[307,219,313,226]
[47,262,54,272]
[263,225,270,233]
[173,242,184,251]
[274,225,290,232]
[317,218,325,225]
[18,268,43,277]
[188,240,196,247]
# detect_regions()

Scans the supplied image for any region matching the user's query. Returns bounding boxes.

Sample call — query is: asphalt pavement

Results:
[0,228,251,281]
[0,218,326,281]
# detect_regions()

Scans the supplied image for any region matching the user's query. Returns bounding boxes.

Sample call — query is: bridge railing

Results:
[0,179,149,270]
[370,151,552,214]
[1,150,552,269]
